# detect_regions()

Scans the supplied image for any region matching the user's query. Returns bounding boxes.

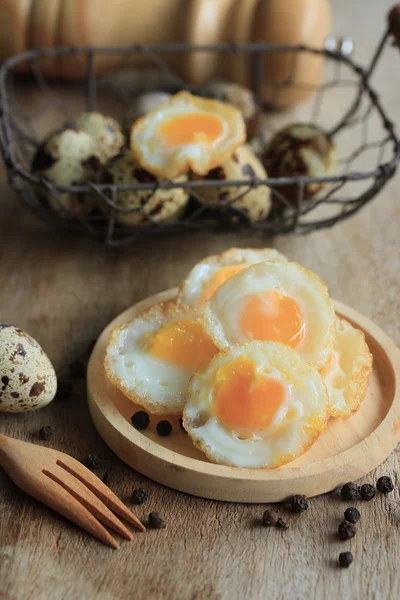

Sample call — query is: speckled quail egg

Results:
[192,145,271,222]
[263,123,337,205]
[0,324,57,412]
[99,149,189,226]
[71,112,125,163]
[31,127,99,217]
[203,81,260,139]
[124,92,172,133]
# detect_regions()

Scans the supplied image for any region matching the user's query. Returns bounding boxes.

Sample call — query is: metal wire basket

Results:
[0,25,399,245]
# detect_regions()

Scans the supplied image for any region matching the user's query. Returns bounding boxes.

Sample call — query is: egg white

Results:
[204,261,336,369]
[322,318,372,418]
[178,247,287,308]
[183,341,329,468]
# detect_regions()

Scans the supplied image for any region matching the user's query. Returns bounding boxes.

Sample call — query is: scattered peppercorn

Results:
[131,411,150,430]
[288,494,309,513]
[360,483,376,501]
[132,488,148,505]
[276,517,289,530]
[262,509,279,527]
[339,551,353,568]
[69,360,86,379]
[39,425,53,441]
[157,420,172,437]
[148,512,166,529]
[179,418,186,432]
[377,476,394,494]
[55,379,73,401]
[84,454,101,471]
[340,482,359,501]
[344,507,360,524]
[338,521,356,540]
[102,470,110,486]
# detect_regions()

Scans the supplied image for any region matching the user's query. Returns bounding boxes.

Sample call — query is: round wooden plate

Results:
[87,289,400,503]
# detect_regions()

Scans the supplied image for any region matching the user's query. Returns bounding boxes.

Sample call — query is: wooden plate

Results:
[87,289,400,503]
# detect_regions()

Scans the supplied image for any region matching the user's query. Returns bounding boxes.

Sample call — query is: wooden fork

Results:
[0,434,145,548]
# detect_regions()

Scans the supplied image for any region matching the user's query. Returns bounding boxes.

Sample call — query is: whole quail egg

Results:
[71,112,125,163]
[0,324,57,413]
[99,149,189,226]
[203,81,260,140]
[124,92,172,133]
[263,123,337,205]
[31,128,99,217]
[192,145,271,222]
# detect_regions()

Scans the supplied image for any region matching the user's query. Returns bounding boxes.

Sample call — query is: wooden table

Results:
[1,1,399,598]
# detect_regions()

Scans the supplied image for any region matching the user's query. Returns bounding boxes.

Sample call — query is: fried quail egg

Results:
[320,318,373,418]
[204,261,336,369]
[99,149,189,226]
[130,91,246,179]
[178,247,287,308]
[183,341,329,468]
[105,303,218,415]
[191,145,271,222]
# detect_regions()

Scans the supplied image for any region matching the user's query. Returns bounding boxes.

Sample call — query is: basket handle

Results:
[388,5,400,47]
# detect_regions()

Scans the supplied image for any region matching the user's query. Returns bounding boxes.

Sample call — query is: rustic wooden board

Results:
[88,288,400,502]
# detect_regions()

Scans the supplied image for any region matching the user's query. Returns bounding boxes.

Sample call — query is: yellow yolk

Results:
[149,319,218,370]
[214,356,285,431]
[240,291,304,348]
[159,113,223,146]
[200,265,246,305]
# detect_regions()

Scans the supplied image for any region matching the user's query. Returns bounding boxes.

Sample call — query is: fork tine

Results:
[43,467,133,541]
[57,458,145,532]
[39,473,119,549]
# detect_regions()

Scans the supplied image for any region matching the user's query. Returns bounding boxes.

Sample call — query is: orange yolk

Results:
[200,265,246,305]
[159,113,223,146]
[240,291,304,348]
[214,356,285,431]
[149,319,218,370]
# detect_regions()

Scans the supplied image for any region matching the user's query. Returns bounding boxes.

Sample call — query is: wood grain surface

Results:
[1,1,400,598]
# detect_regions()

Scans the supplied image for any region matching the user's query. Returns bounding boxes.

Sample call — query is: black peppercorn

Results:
[377,476,394,494]
[340,482,359,501]
[131,411,150,430]
[84,454,101,471]
[39,426,53,441]
[148,512,166,529]
[55,379,73,401]
[262,509,279,527]
[276,517,289,530]
[344,507,360,524]
[288,494,309,513]
[339,551,353,568]
[69,360,86,379]
[360,483,376,501]
[156,420,172,437]
[338,521,356,540]
[132,488,148,505]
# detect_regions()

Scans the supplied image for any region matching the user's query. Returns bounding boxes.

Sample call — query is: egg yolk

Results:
[200,265,246,305]
[214,356,285,431]
[240,291,305,348]
[159,113,223,146]
[148,319,218,370]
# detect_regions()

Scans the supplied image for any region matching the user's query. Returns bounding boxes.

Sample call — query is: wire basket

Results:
[0,26,399,245]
